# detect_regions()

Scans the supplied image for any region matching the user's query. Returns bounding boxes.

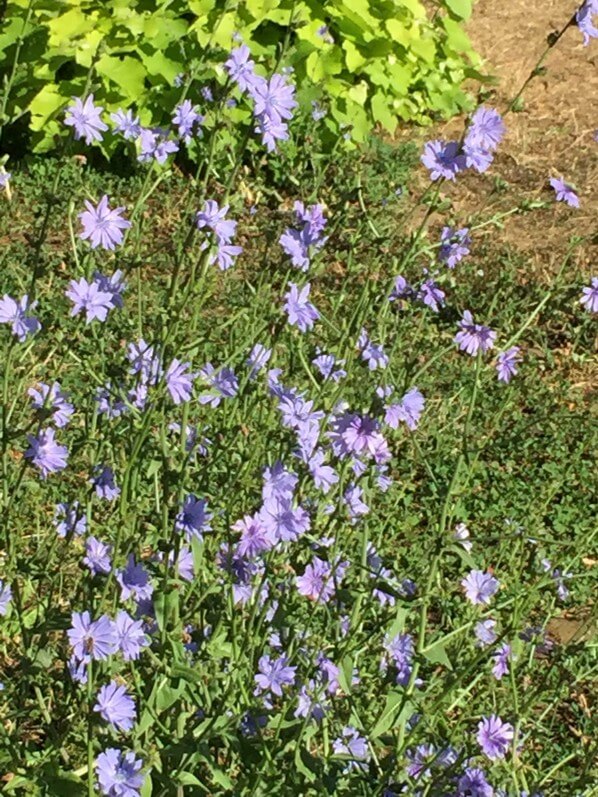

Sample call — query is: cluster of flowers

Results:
[279,201,328,271]
[421,106,506,182]
[63,41,297,163]
[67,611,148,793]
[225,44,297,151]
[196,198,243,271]
[421,105,584,209]
[66,94,181,164]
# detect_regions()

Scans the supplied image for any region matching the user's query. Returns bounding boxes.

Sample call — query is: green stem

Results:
[87,659,94,797]
[0,0,35,143]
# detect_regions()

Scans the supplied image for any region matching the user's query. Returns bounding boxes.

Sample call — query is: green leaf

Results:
[96,54,147,99]
[4,776,37,792]
[294,745,318,782]
[371,90,396,132]
[343,39,366,72]
[370,691,414,739]
[75,29,104,67]
[155,682,184,713]
[47,9,97,45]
[193,11,236,47]
[28,85,66,132]
[443,17,472,52]
[338,654,354,694]
[140,774,153,797]
[387,608,409,639]
[444,0,473,20]
[207,764,234,790]
[449,543,477,569]
[170,663,204,684]
[0,17,31,53]
[141,51,181,84]
[175,772,202,786]
[244,0,281,18]
[410,36,436,64]
[207,628,233,659]
[347,81,368,106]
[387,61,412,95]
[424,639,453,670]
[385,18,415,47]
[306,48,343,81]
[143,15,188,49]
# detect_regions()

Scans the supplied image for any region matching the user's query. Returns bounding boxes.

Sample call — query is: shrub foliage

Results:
[0,0,479,154]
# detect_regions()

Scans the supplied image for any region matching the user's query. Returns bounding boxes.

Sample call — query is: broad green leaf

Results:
[296,18,333,47]
[207,629,233,659]
[143,15,188,49]
[155,683,184,713]
[136,707,156,736]
[444,0,473,21]
[47,9,97,45]
[189,0,216,12]
[399,0,426,16]
[194,11,236,47]
[364,62,390,88]
[443,17,472,52]
[0,17,31,52]
[111,8,146,36]
[245,0,281,18]
[347,80,368,106]
[141,51,181,84]
[386,18,416,47]
[410,36,436,64]
[96,54,147,98]
[343,39,366,72]
[75,29,104,67]
[28,85,66,131]
[371,90,396,132]
[387,608,409,639]
[449,543,477,569]
[306,48,343,81]
[207,765,234,790]
[4,776,37,793]
[387,60,413,94]
[294,745,318,782]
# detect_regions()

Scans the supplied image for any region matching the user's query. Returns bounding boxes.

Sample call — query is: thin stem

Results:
[87,660,94,797]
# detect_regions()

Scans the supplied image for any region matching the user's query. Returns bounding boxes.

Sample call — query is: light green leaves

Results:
[96,54,147,98]
[0,0,478,154]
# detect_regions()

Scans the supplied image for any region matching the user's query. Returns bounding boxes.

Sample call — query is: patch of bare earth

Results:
[403,0,598,275]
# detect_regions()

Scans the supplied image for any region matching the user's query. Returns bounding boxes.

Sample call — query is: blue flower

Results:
[0,581,12,616]
[254,654,296,697]
[94,681,136,732]
[0,294,41,341]
[65,278,114,323]
[550,177,579,207]
[284,282,320,332]
[64,95,108,144]
[421,140,466,181]
[116,555,153,603]
[96,748,144,797]
[25,428,68,478]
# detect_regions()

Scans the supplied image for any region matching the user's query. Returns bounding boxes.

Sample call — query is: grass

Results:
[0,129,596,797]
